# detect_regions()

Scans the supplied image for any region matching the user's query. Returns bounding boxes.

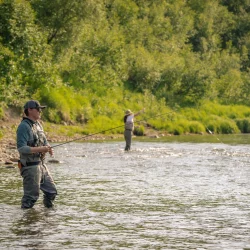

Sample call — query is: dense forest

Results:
[0,0,250,135]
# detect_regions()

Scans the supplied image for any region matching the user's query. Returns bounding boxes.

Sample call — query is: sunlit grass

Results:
[35,93,250,137]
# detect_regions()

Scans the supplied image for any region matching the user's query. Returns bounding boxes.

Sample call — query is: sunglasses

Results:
[31,108,42,112]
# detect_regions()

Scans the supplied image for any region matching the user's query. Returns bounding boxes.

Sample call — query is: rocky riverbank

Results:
[0,112,161,166]
[0,128,160,167]
[0,115,20,165]
[0,134,126,166]
[0,123,124,165]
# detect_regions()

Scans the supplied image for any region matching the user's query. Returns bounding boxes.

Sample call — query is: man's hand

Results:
[48,146,54,157]
[42,145,54,156]
[30,145,54,156]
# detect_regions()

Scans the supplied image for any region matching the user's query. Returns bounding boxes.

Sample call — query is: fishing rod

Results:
[51,110,175,148]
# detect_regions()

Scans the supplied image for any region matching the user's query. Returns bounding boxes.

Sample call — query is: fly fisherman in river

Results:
[124,108,145,151]
[16,100,57,209]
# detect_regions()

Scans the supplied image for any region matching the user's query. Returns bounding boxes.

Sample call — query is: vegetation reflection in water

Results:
[85,133,250,145]
[135,133,250,144]
[1,138,250,249]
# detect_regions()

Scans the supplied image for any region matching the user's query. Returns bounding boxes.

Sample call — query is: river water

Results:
[1,136,250,249]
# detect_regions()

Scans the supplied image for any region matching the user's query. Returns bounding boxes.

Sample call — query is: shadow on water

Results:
[6,207,62,250]
[12,208,48,235]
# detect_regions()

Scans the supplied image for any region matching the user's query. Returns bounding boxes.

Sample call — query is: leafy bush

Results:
[188,121,206,134]
[43,122,86,138]
[173,126,184,135]
[87,115,123,134]
[34,86,91,123]
[167,119,205,135]
[206,117,239,134]
[219,121,239,134]
[201,101,250,119]
[46,108,61,124]
[236,119,250,133]
[134,125,145,136]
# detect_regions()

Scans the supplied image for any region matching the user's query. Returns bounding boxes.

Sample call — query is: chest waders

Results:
[124,128,133,151]
[19,118,57,209]
[124,116,134,151]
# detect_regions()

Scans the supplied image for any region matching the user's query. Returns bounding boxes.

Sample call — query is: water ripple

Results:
[1,141,250,249]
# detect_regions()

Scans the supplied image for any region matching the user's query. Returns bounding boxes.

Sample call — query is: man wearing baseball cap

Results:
[16,100,57,209]
[23,100,47,109]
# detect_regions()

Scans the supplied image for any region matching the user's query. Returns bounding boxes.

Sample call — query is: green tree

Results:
[30,0,104,57]
[0,0,55,105]
[188,1,235,52]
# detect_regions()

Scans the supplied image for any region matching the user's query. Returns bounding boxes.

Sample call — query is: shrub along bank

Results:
[1,99,250,145]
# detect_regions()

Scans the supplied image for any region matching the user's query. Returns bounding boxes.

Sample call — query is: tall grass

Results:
[31,88,250,136]
[235,119,250,133]
[34,86,91,124]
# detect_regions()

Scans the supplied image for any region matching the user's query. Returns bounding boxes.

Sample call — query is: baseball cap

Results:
[24,100,46,109]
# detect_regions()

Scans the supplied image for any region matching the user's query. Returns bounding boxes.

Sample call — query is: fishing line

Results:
[195,102,246,193]
[51,110,175,148]
[195,103,223,143]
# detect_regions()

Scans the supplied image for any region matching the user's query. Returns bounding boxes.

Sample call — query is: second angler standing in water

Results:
[123,108,145,151]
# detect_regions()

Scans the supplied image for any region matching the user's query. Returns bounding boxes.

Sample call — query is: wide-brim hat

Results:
[24,100,46,109]
[125,109,133,115]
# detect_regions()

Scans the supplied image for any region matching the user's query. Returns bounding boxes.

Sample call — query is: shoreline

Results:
[0,115,163,165]
[2,126,248,166]
[0,115,219,166]
[0,131,162,165]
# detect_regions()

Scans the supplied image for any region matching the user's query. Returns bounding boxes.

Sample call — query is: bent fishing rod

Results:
[51,111,175,148]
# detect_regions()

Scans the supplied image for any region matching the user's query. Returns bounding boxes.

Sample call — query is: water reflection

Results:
[11,208,56,249]
[13,209,46,236]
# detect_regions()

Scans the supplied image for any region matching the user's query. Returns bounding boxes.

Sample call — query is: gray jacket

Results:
[16,118,48,166]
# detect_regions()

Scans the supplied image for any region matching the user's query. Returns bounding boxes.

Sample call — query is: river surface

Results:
[1,135,250,249]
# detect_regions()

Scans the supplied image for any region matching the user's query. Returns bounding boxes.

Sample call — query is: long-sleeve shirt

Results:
[16,117,48,165]
[124,114,134,130]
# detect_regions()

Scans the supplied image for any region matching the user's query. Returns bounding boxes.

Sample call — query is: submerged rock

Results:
[5,165,15,169]
[47,159,62,164]
[5,160,13,165]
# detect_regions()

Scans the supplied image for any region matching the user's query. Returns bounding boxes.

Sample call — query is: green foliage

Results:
[200,101,250,119]
[236,119,250,133]
[33,85,91,123]
[43,122,86,138]
[167,119,205,135]
[30,0,102,55]
[188,121,206,134]
[106,0,139,26]
[86,115,122,134]
[1,0,250,135]
[170,102,245,134]
[205,116,240,134]
[134,125,145,136]
[0,0,55,106]
[173,126,184,136]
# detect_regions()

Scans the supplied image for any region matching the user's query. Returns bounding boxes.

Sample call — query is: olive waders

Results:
[124,118,134,151]
[17,117,57,209]
[124,129,132,151]
[20,162,57,209]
